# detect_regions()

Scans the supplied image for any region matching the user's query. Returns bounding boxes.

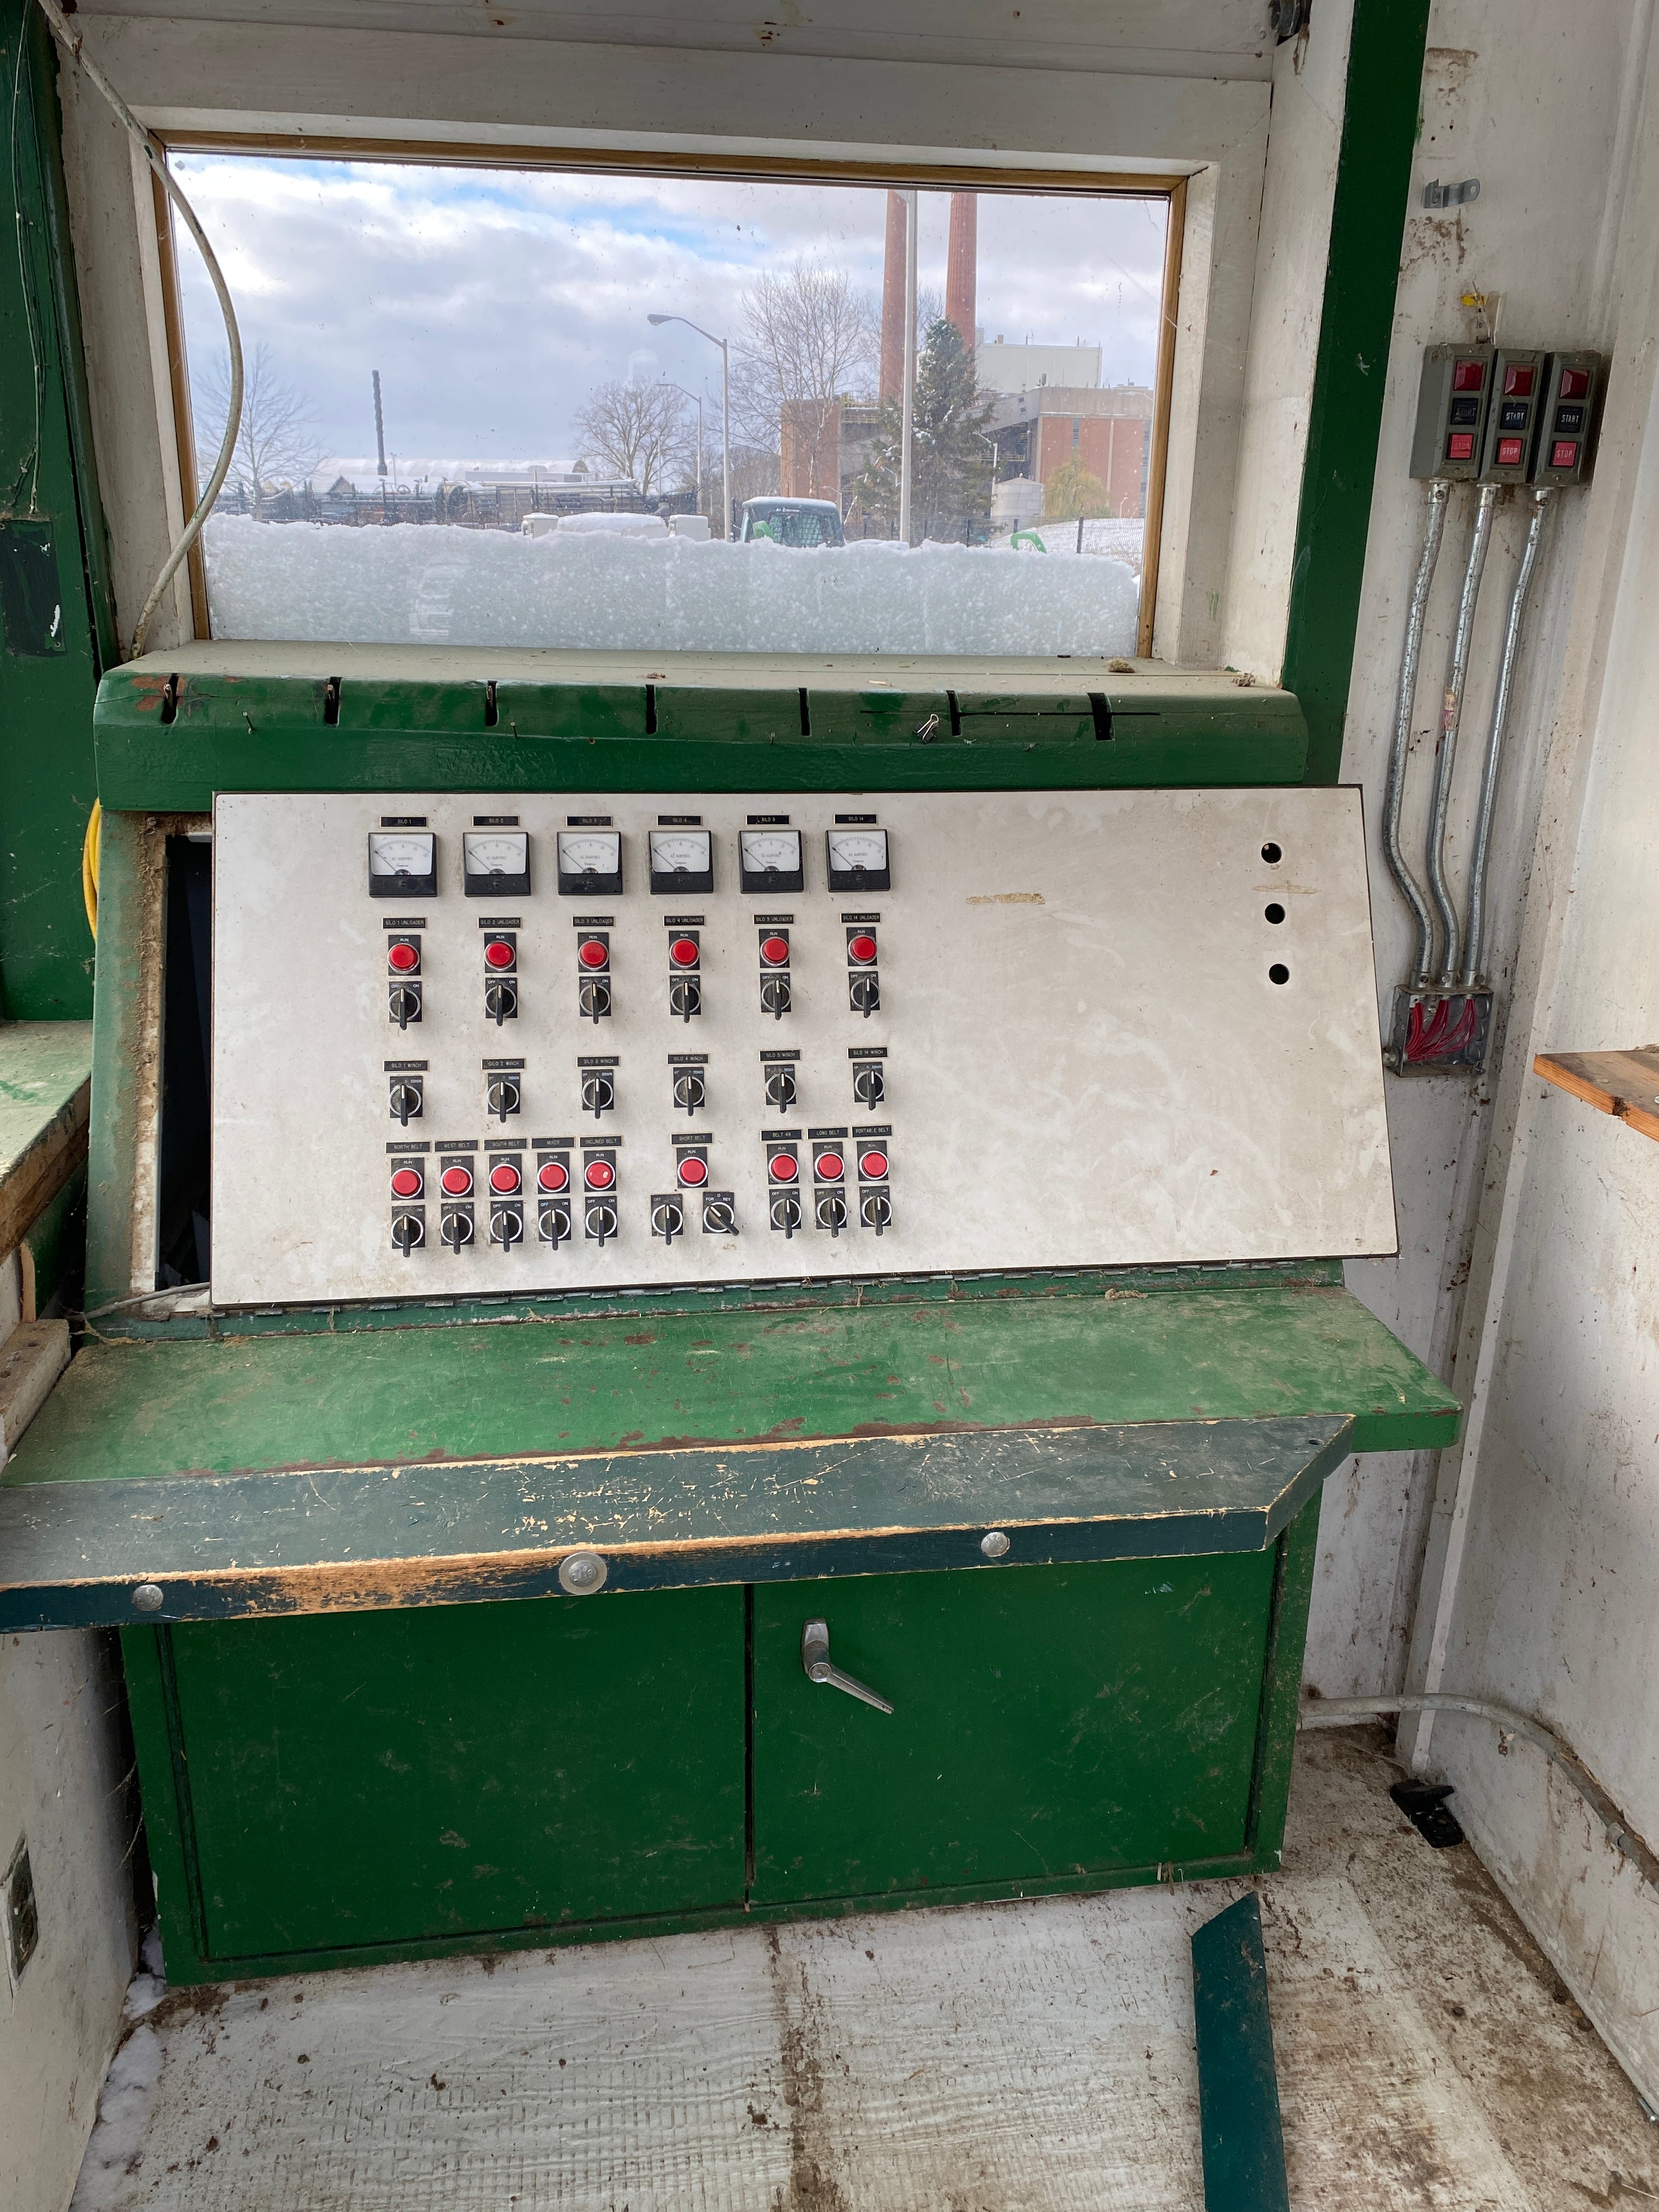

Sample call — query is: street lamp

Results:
[648,314,730,538]
[661,381,704,520]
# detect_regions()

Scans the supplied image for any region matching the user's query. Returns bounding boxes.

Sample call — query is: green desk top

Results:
[0,1020,92,1258]
[0,1280,1455,1629]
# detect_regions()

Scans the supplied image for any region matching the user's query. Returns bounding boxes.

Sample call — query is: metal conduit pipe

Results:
[1299,1693,1659,1891]
[1426,482,1500,988]
[1382,480,1450,986]
[1460,488,1553,989]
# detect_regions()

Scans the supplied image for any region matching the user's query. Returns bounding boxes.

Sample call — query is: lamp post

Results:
[648,314,730,538]
[661,382,704,519]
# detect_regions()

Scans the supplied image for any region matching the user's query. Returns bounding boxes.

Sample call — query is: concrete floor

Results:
[70,1726,1659,2210]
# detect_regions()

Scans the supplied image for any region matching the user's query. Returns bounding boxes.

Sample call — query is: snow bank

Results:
[201,515,1139,656]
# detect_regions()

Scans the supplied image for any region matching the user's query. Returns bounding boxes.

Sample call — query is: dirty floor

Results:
[72,1728,1659,2209]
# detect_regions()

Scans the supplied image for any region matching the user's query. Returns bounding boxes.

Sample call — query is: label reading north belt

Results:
[386,1139,431,1154]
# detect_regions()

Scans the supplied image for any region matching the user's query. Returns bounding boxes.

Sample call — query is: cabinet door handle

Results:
[801,1618,895,1714]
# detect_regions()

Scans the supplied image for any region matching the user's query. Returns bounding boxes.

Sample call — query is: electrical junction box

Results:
[1479,348,1548,482]
[1531,351,1604,486]
[1409,342,1493,479]
[0,649,1459,1987]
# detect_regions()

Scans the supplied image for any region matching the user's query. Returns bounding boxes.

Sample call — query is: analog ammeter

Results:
[368,830,436,898]
[740,827,803,895]
[649,827,714,894]
[462,828,530,896]
[826,826,890,892]
[557,828,623,895]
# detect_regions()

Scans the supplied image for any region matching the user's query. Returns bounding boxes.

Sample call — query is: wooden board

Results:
[0,1019,92,1255]
[1534,1047,1659,1144]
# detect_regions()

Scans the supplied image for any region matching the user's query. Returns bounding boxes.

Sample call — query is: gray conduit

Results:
[1426,482,1500,988]
[1382,479,1449,988]
[1300,1694,1659,1892]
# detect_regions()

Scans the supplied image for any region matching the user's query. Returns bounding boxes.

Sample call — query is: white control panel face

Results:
[210,788,1395,1307]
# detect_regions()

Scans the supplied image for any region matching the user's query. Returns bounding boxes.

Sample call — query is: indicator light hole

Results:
[1265,903,1285,924]
[1261,842,1283,865]
[1269,963,1290,986]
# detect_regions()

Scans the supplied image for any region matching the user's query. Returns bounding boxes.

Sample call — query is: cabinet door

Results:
[167,1585,744,1961]
[751,1556,1274,1906]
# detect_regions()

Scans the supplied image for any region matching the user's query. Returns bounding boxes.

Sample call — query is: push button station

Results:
[1479,349,1545,482]
[1531,352,1602,486]
[435,1144,477,1252]
[1409,342,1493,479]
[481,929,517,1026]
[486,1144,526,1248]
[582,1146,619,1245]
[1412,342,1603,487]
[576,929,612,1023]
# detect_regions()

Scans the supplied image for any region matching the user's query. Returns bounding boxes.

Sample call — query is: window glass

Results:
[169,155,1170,657]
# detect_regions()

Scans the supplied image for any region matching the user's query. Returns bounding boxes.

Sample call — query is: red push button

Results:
[759,934,789,967]
[1496,436,1525,467]
[584,1157,615,1190]
[1447,432,1475,462]
[390,1165,423,1198]
[387,940,419,972]
[847,933,877,964]
[1559,366,1590,400]
[578,938,608,969]
[1503,364,1536,397]
[769,1153,799,1183]
[537,1159,569,1193]
[677,1154,709,1187]
[815,1152,844,1181]
[440,1163,473,1197]
[489,1161,521,1195]
[483,938,514,969]
[1551,439,1579,470]
[669,936,699,968]
[859,1149,889,1181]
[1452,358,1485,392]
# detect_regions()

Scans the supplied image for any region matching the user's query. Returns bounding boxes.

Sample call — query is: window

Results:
[165,153,1176,658]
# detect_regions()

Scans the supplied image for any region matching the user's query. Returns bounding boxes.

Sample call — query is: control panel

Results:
[210,788,1395,1305]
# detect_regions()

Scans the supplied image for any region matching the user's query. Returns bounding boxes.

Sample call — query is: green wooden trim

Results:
[1192,1893,1291,2212]
[1279,0,1432,783]
[120,1627,208,1962]
[1245,1492,1322,1869]
[84,810,150,1312]
[0,1413,1355,1630]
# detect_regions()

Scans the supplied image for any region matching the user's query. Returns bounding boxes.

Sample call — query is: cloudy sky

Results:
[171,154,1169,476]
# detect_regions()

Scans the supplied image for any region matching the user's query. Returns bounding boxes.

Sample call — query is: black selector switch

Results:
[387,1070,424,1125]
[672,1064,707,1115]
[765,1065,797,1109]
[534,1150,573,1246]
[387,935,422,1029]
[391,1209,424,1256]
[849,973,880,1017]
[846,927,881,1018]
[579,1059,617,1119]
[766,1140,802,1238]
[851,1058,885,1107]
[651,1194,685,1245]
[487,1157,526,1250]
[812,1139,848,1238]
[667,932,702,1022]
[702,1193,737,1235]
[484,1062,522,1121]
[577,932,612,1023]
[582,1150,619,1245]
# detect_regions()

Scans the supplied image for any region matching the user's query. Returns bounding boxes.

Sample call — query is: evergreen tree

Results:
[853,319,996,534]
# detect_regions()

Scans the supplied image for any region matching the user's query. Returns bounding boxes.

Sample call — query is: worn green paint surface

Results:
[0,1018,90,1176]
[1280,0,1433,782]
[0,1,111,1019]
[1193,1892,1291,2212]
[139,1585,746,1962]
[752,1550,1277,1904]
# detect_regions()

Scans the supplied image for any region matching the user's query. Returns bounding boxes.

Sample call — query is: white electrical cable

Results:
[1300,1693,1659,1890]
[32,0,242,661]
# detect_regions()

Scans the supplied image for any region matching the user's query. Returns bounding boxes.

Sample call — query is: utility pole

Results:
[373,370,388,477]
[899,190,918,546]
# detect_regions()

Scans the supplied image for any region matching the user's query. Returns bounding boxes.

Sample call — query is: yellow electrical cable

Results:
[81,798,100,939]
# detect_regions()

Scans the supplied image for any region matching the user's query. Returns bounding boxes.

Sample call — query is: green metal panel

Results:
[1193,1893,1291,2212]
[751,1550,1277,1904]
[83,809,149,1311]
[150,1585,746,1962]
[1280,0,1434,782]
[0,0,113,1018]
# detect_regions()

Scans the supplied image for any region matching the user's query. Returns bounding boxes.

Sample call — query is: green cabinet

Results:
[131,1585,746,1964]
[751,1555,1278,1907]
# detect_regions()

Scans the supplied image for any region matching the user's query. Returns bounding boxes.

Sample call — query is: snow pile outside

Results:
[201,515,1139,656]
[549,510,670,535]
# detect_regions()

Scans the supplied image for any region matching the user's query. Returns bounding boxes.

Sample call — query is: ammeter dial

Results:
[826,826,890,890]
[558,830,623,895]
[368,831,436,896]
[649,828,713,893]
[740,828,803,894]
[463,830,530,895]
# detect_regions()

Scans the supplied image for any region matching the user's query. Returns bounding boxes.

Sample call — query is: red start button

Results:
[669,937,699,968]
[859,1149,889,1181]
[769,1152,799,1183]
[847,933,877,965]
[483,938,514,969]
[677,1154,709,1187]
[537,1159,569,1193]
[390,1166,423,1199]
[387,940,419,972]
[584,1157,616,1190]
[440,1163,473,1197]
[489,1161,521,1195]
[578,937,609,969]
[759,934,789,967]
[814,1152,844,1181]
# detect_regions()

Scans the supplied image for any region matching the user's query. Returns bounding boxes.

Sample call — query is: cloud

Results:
[171,155,1169,469]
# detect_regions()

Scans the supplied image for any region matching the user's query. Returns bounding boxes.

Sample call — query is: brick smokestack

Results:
[945,191,977,351]
[879,190,907,403]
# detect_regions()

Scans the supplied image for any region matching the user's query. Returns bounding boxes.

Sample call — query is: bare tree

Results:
[194,341,322,517]
[730,262,877,499]
[574,380,690,496]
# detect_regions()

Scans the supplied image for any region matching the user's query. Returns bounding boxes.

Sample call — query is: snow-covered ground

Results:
[200,515,1140,656]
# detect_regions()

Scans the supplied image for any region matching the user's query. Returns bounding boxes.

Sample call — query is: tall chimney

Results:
[879,191,907,403]
[945,193,977,353]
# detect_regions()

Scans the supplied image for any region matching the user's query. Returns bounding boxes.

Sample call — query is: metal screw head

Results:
[132,1583,165,1612]
[980,1530,1011,1560]
[558,1550,608,1595]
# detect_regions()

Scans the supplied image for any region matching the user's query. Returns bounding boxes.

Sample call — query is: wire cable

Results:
[81,795,99,937]
[31,0,241,661]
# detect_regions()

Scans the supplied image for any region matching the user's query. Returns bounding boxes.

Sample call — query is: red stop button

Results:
[759,934,789,967]
[440,1163,473,1197]
[669,937,699,968]
[847,933,877,964]
[584,1157,615,1190]
[537,1159,569,1193]
[1551,440,1579,470]
[390,1165,423,1199]
[1496,436,1525,467]
[769,1152,799,1183]
[489,1161,521,1195]
[387,940,420,973]
[578,937,608,969]
[815,1152,844,1181]
[483,938,514,969]
[677,1154,709,1187]
[859,1149,889,1181]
